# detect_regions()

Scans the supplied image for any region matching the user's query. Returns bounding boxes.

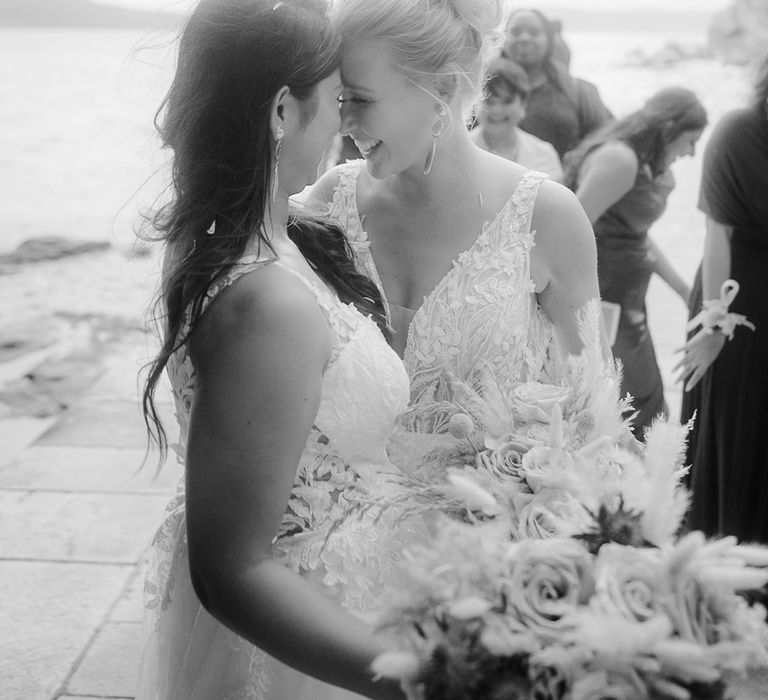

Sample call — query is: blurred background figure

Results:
[470,56,563,180]
[502,8,612,159]
[679,55,768,544]
[563,87,707,438]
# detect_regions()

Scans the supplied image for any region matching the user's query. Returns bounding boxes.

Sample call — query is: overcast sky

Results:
[93,0,732,14]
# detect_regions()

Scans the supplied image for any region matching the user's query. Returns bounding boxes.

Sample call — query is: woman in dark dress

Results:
[563,88,707,438]
[502,8,612,159]
[678,58,768,542]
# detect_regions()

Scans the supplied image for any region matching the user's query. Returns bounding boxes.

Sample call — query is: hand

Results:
[673,328,726,391]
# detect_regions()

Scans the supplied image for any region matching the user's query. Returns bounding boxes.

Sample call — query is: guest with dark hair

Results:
[502,8,612,159]
[136,0,412,698]
[678,55,768,544]
[470,56,563,180]
[564,87,707,438]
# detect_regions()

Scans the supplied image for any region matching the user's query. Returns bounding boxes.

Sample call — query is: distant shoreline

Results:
[0,1,711,34]
[0,0,183,29]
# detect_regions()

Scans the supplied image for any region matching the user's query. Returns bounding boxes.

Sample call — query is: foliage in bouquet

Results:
[352,303,768,698]
[367,302,691,550]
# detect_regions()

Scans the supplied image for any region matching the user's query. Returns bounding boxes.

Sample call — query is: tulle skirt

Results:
[135,547,364,700]
[135,481,413,700]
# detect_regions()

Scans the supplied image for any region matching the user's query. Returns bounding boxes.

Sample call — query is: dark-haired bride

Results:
[135,0,415,698]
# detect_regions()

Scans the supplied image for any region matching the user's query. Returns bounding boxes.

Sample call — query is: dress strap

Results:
[326,160,366,239]
[271,260,352,367]
[496,169,549,251]
[200,257,274,316]
[271,259,331,303]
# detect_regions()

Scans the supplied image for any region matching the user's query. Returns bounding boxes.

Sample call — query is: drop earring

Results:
[272,124,284,202]
[424,107,447,176]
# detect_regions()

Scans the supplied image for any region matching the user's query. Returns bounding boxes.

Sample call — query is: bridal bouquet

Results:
[350,306,768,699]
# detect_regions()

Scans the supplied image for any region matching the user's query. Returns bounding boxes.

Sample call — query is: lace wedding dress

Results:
[136,251,410,700]
[327,161,556,403]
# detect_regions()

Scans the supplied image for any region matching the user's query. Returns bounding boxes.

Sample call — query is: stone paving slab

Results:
[0,445,181,493]
[36,400,175,449]
[109,563,146,624]
[0,560,131,700]
[0,416,58,467]
[0,491,168,563]
[66,621,143,698]
[59,696,132,699]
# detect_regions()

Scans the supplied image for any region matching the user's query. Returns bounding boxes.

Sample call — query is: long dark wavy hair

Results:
[562,86,708,186]
[142,0,389,458]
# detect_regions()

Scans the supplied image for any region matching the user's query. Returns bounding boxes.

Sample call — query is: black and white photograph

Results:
[2,0,768,698]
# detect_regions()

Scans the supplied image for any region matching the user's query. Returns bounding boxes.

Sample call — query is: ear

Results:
[269,86,300,140]
[432,69,459,105]
[659,119,678,145]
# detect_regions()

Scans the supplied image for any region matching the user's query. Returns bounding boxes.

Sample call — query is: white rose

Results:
[512,382,573,423]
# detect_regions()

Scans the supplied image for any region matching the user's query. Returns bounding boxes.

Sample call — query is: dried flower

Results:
[447,412,475,440]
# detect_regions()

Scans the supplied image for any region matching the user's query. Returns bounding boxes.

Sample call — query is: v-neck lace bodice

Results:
[327,160,555,404]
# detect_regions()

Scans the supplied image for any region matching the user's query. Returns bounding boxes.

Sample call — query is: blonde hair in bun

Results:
[332,0,503,119]
[447,0,503,35]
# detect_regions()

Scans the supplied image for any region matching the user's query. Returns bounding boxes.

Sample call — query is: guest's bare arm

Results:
[574,141,638,224]
[676,216,733,390]
[531,181,602,357]
[184,265,403,700]
[649,237,690,302]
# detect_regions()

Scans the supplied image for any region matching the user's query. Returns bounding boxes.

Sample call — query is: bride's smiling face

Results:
[339,39,439,179]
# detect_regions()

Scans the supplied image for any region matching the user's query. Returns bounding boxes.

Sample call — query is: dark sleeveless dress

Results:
[590,154,675,438]
[681,106,768,542]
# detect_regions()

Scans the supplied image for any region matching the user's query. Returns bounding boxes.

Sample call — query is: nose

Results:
[339,103,355,136]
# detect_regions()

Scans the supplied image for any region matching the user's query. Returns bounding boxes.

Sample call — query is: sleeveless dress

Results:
[576,154,676,438]
[326,160,555,404]
[681,106,768,544]
[136,252,410,700]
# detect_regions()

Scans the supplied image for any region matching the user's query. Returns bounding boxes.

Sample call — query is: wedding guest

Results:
[564,87,707,438]
[309,0,607,411]
[678,55,768,543]
[502,8,612,159]
[470,56,563,181]
[136,1,413,698]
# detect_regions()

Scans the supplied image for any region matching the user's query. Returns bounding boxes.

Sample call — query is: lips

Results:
[353,137,381,158]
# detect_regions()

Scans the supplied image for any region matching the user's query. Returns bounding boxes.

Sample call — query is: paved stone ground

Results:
[0,337,181,700]
[1,321,767,700]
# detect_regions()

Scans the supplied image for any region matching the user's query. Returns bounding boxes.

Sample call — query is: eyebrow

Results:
[343,82,375,95]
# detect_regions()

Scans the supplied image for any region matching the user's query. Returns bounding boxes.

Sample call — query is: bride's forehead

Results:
[340,40,403,79]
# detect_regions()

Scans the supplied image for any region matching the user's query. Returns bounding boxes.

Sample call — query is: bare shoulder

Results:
[584,140,638,175]
[531,179,592,241]
[529,180,598,294]
[191,263,332,371]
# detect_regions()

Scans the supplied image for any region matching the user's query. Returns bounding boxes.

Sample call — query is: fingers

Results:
[685,369,705,392]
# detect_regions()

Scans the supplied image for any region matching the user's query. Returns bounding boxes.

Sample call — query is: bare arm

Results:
[185,266,403,700]
[648,237,690,302]
[531,181,603,357]
[675,216,733,390]
[574,141,638,224]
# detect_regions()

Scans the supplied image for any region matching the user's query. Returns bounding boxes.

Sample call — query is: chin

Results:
[363,157,391,180]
